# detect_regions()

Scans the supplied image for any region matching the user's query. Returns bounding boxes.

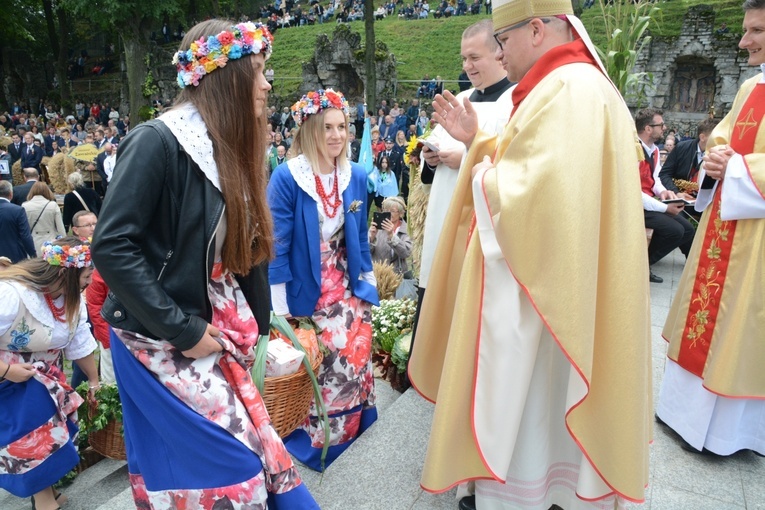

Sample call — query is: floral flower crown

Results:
[172,21,274,89]
[41,240,93,269]
[291,89,350,127]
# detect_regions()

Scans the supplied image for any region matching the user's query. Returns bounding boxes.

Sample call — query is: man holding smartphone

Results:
[413,19,514,346]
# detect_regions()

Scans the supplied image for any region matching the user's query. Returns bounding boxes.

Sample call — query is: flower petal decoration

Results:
[290,88,351,127]
[172,21,274,89]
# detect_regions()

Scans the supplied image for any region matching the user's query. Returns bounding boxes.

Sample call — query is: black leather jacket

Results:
[91,119,270,351]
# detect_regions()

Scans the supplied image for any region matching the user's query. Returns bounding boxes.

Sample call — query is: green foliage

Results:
[371,298,416,353]
[137,104,155,121]
[581,0,744,50]
[594,0,660,104]
[142,55,159,99]
[268,15,487,99]
[390,332,411,374]
[75,382,123,435]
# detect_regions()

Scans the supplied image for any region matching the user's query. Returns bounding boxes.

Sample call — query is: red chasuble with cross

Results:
[663,76,765,398]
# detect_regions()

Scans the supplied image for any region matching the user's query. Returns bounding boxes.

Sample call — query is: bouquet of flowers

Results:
[403,121,435,167]
[371,298,417,353]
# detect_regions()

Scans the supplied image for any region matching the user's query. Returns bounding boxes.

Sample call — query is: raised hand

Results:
[432,91,479,147]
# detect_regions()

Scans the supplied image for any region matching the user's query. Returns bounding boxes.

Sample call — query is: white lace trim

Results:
[0,282,95,354]
[287,154,351,201]
[4,281,59,330]
[287,154,351,240]
[159,103,221,192]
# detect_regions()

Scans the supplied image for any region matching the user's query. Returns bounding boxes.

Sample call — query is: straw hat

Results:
[493,0,573,32]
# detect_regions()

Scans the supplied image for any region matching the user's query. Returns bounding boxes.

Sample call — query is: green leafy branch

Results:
[595,0,661,106]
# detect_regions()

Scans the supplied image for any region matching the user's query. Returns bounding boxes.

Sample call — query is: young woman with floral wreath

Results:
[0,236,100,510]
[267,89,380,471]
[91,19,318,509]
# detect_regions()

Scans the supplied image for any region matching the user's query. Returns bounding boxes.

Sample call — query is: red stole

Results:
[511,37,600,117]
[676,83,765,377]
[472,37,601,240]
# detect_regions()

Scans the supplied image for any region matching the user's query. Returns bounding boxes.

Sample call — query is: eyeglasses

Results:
[74,223,97,229]
[494,18,551,49]
[649,123,666,128]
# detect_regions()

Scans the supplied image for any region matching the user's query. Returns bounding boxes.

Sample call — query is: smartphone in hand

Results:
[373,211,391,227]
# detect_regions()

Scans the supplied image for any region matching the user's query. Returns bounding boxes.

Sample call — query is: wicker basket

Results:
[262,352,323,438]
[88,419,127,460]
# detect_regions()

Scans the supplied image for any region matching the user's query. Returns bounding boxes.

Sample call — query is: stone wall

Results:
[301,24,397,105]
[633,4,757,136]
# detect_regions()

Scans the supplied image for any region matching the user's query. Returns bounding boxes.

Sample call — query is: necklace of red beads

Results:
[44,293,66,322]
[314,161,342,218]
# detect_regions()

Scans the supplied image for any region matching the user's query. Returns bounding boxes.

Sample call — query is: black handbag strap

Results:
[30,201,51,231]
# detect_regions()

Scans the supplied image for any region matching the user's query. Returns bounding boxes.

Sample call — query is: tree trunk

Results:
[364,0,376,114]
[41,0,59,109]
[56,5,71,108]
[121,26,149,130]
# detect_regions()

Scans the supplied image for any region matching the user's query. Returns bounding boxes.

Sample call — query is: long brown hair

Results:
[0,237,90,330]
[27,181,55,202]
[176,19,273,274]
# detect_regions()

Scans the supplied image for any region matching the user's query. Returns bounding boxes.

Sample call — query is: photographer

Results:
[368,196,412,276]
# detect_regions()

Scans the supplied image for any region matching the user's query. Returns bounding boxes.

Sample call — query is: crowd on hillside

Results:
[256,0,491,31]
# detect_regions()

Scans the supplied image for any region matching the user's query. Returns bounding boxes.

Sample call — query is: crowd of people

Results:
[2,0,765,509]
[256,0,490,33]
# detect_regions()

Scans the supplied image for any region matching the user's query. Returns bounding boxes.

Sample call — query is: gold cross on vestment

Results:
[736,108,759,140]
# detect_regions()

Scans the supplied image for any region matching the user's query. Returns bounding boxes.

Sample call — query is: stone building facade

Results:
[634,4,758,137]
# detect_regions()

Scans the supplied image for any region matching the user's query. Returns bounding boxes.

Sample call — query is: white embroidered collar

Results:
[5,281,61,332]
[287,154,351,203]
[159,103,221,192]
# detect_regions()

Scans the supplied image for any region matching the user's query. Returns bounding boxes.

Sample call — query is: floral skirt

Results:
[110,264,318,509]
[283,237,378,471]
[0,349,82,497]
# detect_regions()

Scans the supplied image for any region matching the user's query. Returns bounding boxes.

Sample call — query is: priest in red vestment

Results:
[658,0,765,457]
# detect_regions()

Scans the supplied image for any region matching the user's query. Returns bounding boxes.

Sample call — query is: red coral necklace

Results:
[44,293,66,322]
[314,162,342,218]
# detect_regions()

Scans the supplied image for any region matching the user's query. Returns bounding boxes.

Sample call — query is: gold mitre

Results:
[493,0,574,31]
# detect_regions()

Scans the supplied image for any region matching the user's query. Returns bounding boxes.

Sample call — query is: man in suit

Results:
[60,128,78,150]
[105,126,120,145]
[377,136,407,200]
[11,168,40,206]
[94,129,107,148]
[44,126,64,157]
[19,133,43,173]
[659,117,717,196]
[379,115,396,140]
[8,133,24,167]
[635,108,695,283]
[348,130,361,162]
[0,181,36,263]
[94,143,111,195]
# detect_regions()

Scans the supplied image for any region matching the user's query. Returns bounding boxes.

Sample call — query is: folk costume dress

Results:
[268,155,380,471]
[408,18,652,510]
[0,282,96,497]
[108,105,318,510]
[658,66,765,455]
